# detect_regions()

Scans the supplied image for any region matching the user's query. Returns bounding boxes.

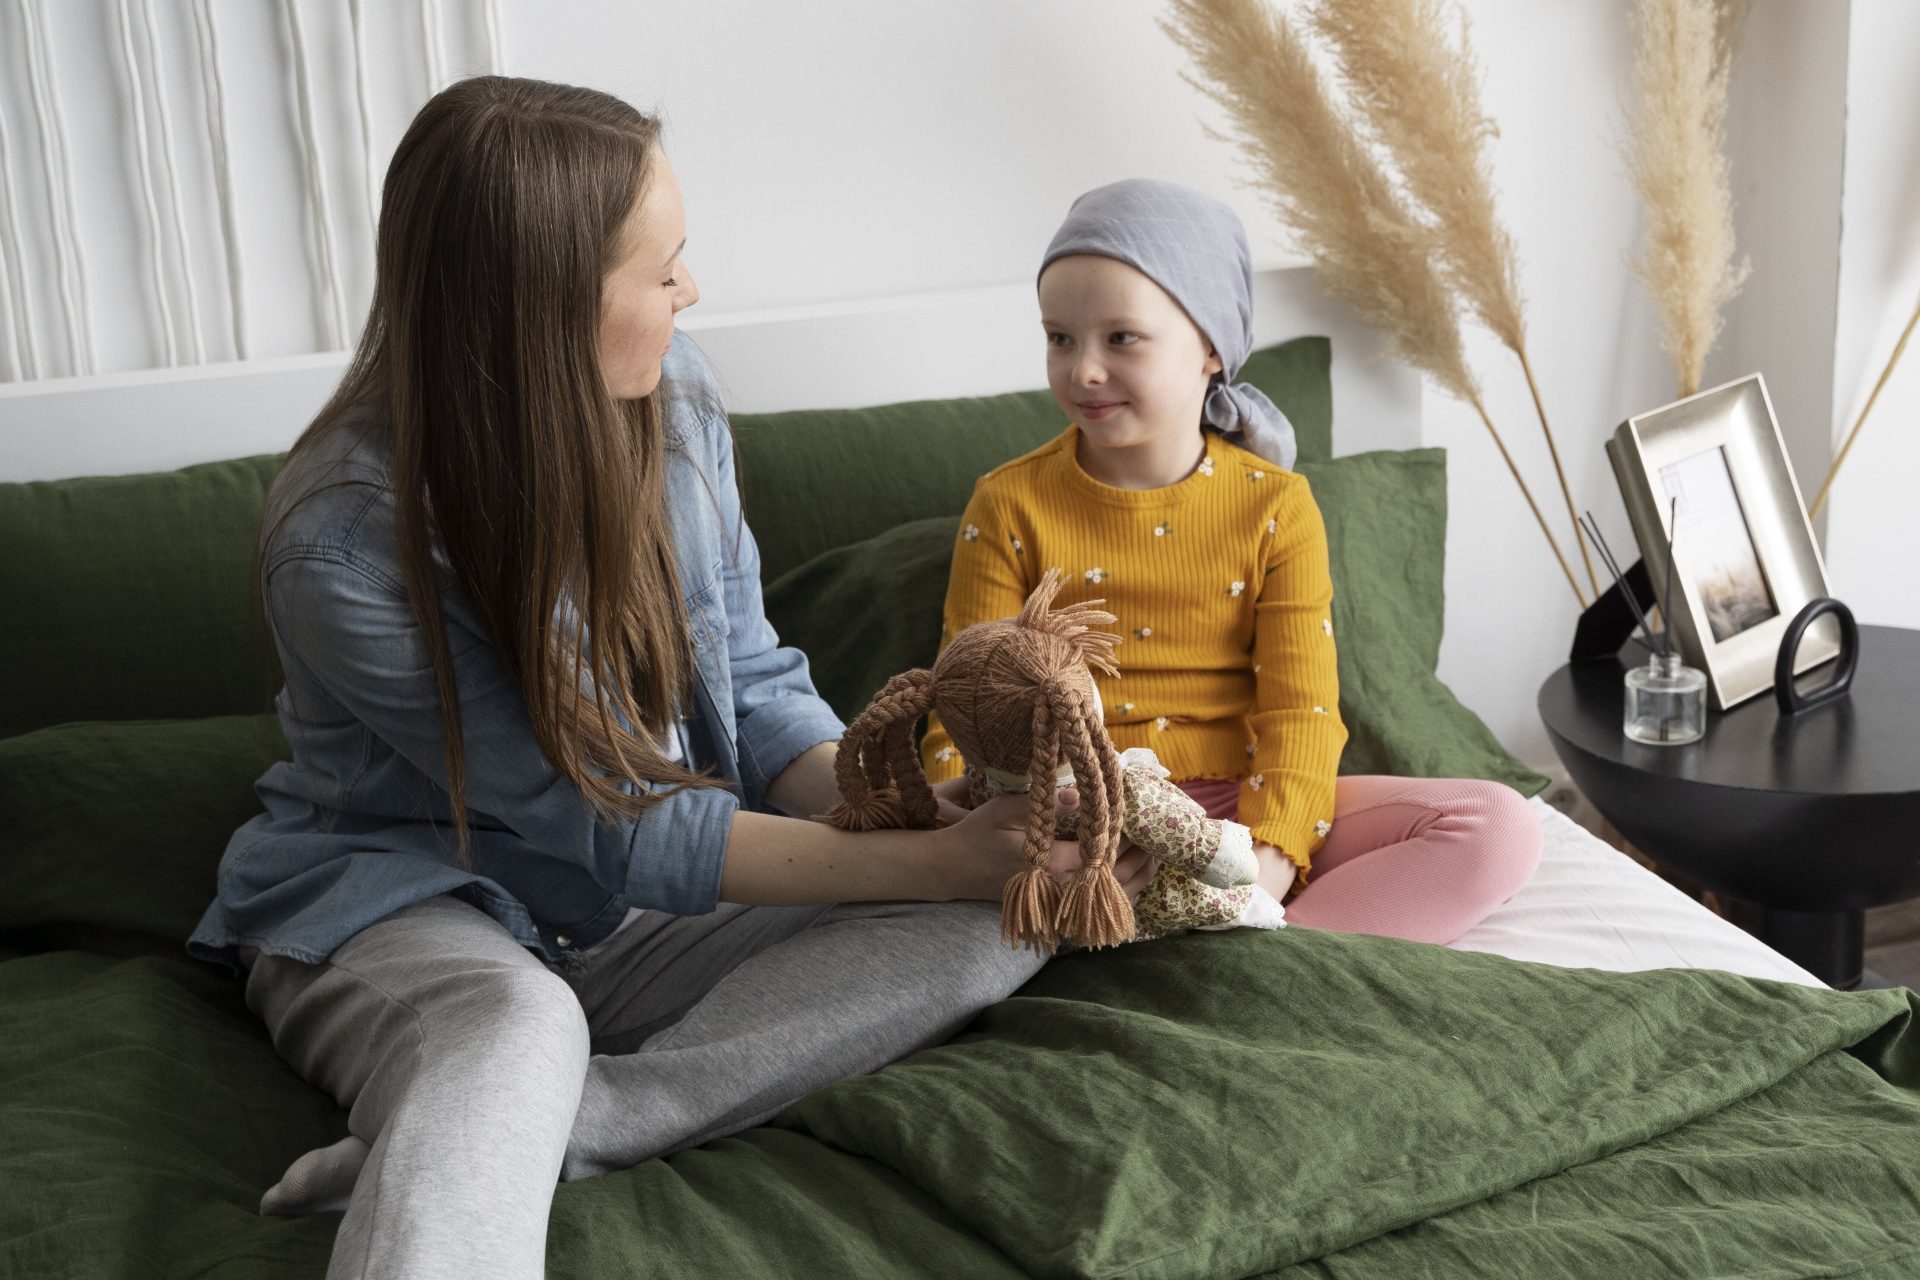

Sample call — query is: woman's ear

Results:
[1204,346,1224,378]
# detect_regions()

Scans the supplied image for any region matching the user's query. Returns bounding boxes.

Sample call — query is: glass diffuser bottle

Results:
[1623,650,1706,745]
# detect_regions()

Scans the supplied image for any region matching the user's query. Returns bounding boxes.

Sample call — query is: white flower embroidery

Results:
[1248,773,1265,790]
[1198,455,1215,476]
[1117,702,1136,715]
[1252,663,1261,674]
[1245,742,1257,756]
[1153,716,1170,732]
[934,747,955,763]
[1313,705,1328,716]
[1248,469,1266,481]
[1010,535,1024,556]
[1322,618,1333,636]
[1083,567,1107,584]
[1154,522,1173,538]
[1266,518,1277,535]
[1315,819,1333,838]
[1228,581,1245,597]
[962,524,980,542]
[1133,626,1153,640]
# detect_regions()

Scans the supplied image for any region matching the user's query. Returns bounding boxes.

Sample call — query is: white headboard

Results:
[0,262,1421,483]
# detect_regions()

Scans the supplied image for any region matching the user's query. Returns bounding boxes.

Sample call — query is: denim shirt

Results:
[186,335,846,972]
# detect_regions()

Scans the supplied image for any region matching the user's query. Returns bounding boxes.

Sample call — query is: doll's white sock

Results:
[1234,885,1287,930]
[1195,884,1286,932]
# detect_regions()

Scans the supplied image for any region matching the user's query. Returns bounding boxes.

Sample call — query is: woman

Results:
[188,76,1151,1280]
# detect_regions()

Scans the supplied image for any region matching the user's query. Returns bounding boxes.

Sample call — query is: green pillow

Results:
[734,336,1332,584]
[763,517,958,724]
[765,448,1545,793]
[1308,451,1545,791]
[0,455,284,740]
[0,715,289,952]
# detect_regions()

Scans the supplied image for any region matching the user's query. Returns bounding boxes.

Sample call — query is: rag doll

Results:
[819,569,1286,952]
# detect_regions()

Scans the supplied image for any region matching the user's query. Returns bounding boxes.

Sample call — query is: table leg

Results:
[1741,905,1865,990]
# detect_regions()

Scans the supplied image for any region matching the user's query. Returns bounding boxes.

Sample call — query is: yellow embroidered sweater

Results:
[921,427,1347,877]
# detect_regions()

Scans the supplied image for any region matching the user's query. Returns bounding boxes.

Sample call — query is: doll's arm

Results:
[1119,765,1257,889]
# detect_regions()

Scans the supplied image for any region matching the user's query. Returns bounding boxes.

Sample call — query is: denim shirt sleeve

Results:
[680,358,847,812]
[265,548,741,916]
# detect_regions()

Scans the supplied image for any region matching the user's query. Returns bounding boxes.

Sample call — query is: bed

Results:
[2,284,1911,1278]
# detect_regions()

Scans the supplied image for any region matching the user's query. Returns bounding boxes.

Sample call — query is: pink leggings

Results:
[1177,775,1542,946]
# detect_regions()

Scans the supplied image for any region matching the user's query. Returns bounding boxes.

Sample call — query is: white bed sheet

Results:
[1444,799,1823,988]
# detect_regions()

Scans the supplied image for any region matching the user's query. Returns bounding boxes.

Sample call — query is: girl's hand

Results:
[941,790,1156,904]
[930,775,973,828]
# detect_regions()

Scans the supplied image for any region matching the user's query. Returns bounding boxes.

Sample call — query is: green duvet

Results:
[6,924,1917,1278]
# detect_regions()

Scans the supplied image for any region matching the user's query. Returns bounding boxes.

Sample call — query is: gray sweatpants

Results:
[243,893,1044,1280]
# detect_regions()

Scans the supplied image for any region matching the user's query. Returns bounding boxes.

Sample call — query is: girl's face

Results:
[599,153,699,400]
[1038,255,1222,451]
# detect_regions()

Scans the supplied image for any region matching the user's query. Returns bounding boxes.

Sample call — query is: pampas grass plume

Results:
[1308,0,1598,597]
[1623,0,1750,397]
[1162,0,1587,604]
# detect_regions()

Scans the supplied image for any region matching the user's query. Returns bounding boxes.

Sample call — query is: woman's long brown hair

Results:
[276,76,722,859]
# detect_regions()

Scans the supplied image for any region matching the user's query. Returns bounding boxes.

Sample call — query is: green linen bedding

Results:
[5,923,1917,1278]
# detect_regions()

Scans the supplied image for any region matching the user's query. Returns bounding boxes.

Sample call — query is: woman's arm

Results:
[266,550,741,916]
[671,340,849,813]
[761,740,841,819]
[719,789,1156,907]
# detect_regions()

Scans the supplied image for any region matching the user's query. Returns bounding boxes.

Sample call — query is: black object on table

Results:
[1538,624,1920,990]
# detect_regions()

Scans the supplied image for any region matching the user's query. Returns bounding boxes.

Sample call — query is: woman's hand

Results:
[930,775,973,828]
[939,790,1156,904]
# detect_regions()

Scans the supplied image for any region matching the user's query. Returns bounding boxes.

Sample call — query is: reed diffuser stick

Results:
[1659,497,1679,658]
[1581,512,1657,649]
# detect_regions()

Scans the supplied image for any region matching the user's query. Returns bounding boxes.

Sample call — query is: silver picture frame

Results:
[1605,373,1840,710]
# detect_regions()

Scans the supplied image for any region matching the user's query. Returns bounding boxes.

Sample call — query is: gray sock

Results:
[259,1134,373,1217]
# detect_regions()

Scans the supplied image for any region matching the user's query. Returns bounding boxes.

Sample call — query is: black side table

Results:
[1538,625,1920,989]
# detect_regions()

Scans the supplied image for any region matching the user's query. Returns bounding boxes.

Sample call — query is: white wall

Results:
[1823,0,1920,629]
[1,1,1909,768]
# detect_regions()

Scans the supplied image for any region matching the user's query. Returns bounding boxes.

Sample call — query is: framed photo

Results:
[1605,373,1840,710]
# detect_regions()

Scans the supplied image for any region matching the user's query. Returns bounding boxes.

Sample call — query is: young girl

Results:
[923,178,1541,943]
[187,78,1147,1280]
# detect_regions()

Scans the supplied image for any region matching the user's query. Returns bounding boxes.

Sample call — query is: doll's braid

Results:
[1053,680,1134,948]
[1000,695,1065,954]
[880,707,939,829]
[817,669,938,831]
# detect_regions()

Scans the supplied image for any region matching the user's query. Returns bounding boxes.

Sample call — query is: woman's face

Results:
[599,153,699,400]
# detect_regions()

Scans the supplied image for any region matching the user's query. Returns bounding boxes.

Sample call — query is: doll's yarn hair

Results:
[818,568,1133,953]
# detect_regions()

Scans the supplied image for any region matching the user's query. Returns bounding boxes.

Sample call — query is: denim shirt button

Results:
[555,934,572,949]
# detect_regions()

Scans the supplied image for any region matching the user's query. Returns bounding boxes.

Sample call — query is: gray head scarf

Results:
[1039,178,1296,471]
